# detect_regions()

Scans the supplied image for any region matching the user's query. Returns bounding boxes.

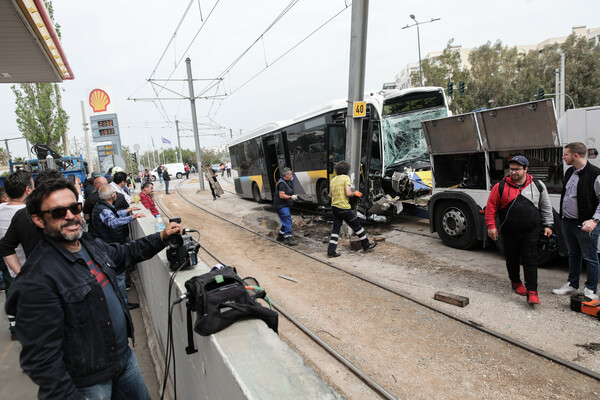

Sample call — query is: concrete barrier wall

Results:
[130,209,342,400]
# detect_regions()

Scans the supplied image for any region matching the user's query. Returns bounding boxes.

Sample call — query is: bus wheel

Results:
[434,200,479,249]
[316,180,330,206]
[252,183,262,203]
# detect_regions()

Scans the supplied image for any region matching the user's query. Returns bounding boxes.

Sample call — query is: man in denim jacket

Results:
[5,179,182,400]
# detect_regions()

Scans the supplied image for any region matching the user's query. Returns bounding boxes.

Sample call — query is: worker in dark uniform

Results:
[274,167,298,246]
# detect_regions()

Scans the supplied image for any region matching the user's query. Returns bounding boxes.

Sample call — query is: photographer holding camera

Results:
[5,179,182,400]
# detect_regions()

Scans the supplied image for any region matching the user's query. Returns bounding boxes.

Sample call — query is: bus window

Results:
[327,125,345,174]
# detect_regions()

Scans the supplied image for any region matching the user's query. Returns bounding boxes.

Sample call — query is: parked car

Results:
[211,164,221,173]
[150,163,186,180]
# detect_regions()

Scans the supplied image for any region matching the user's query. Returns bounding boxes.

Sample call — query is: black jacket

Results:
[92,199,128,244]
[5,232,165,399]
[0,207,43,257]
[83,191,128,233]
[561,162,600,223]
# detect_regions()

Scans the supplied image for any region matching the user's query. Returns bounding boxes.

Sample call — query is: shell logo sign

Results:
[89,89,111,113]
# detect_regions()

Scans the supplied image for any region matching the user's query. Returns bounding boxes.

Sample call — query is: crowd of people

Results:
[0,166,181,399]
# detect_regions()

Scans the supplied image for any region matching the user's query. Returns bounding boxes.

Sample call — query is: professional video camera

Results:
[165,217,200,271]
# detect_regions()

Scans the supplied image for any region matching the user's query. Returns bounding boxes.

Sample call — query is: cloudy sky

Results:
[1,0,599,160]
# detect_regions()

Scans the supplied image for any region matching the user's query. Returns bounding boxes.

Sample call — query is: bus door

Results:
[326,124,346,178]
[262,134,286,200]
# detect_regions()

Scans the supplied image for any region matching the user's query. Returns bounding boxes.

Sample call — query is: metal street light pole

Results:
[402,15,440,87]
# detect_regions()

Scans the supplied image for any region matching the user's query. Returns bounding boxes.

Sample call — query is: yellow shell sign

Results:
[89,89,110,113]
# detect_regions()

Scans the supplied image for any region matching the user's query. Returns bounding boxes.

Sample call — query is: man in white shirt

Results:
[0,170,34,340]
[110,171,132,204]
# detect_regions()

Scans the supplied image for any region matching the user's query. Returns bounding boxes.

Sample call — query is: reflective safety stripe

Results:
[355,228,364,235]
[330,234,339,239]
[329,240,338,244]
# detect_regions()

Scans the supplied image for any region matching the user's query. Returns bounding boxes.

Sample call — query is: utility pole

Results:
[4,140,11,162]
[345,0,369,191]
[555,67,560,118]
[56,85,70,156]
[560,52,566,117]
[186,58,205,191]
[80,101,94,171]
[176,120,183,163]
[402,15,441,87]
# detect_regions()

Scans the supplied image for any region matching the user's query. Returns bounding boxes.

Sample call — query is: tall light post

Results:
[402,14,440,86]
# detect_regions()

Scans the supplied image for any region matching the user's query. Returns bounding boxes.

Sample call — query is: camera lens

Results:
[167,234,184,249]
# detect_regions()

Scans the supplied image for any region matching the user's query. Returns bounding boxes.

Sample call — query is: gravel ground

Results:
[159,176,600,399]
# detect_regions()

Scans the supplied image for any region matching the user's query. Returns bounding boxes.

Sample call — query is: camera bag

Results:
[184,266,278,336]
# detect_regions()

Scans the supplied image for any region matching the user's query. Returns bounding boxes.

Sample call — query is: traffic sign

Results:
[353,101,366,118]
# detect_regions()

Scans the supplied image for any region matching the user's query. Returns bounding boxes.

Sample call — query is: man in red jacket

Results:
[139,181,159,217]
[485,155,554,305]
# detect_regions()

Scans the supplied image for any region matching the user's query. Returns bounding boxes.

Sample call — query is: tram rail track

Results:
[155,181,394,399]
[152,179,599,398]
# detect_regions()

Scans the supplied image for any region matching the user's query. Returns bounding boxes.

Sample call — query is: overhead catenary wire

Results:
[225,3,350,97]
[133,1,350,146]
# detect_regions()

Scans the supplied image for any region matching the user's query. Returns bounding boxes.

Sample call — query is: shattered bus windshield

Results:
[382,107,448,170]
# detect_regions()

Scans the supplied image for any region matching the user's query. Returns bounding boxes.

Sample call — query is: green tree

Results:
[422,34,600,113]
[420,39,475,114]
[559,34,600,108]
[11,84,68,150]
[0,149,8,166]
[10,0,68,153]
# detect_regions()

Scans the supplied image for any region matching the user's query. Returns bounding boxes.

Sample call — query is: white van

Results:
[151,163,186,180]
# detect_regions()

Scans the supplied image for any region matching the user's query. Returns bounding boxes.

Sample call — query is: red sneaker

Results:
[511,282,527,296]
[527,291,541,305]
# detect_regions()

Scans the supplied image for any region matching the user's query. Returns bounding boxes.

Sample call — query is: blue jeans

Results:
[78,347,151,400]
[164,180,170,194]
[276,207,292,238]
[116,272,129,305]
[562,218,599,291]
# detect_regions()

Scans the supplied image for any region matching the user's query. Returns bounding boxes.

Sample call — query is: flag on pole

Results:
[162,136,171,145]
[151,136,155,148]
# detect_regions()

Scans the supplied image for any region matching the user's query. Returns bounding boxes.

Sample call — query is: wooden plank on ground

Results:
[434,291,469,307]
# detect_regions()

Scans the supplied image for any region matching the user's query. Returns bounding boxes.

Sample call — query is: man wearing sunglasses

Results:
[5,179,182,400]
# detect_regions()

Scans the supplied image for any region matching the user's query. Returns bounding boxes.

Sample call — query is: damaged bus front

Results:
[365,88,449,215]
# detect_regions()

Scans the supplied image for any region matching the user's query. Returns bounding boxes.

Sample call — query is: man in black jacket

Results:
[5,179,182,399]
[553,142,600,300]
[163,167,171,194]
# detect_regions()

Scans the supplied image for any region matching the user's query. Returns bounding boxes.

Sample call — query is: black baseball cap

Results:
[509,155,528,167]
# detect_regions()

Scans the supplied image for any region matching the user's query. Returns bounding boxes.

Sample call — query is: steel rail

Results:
[156,180,600,384]
[154,180,397,399]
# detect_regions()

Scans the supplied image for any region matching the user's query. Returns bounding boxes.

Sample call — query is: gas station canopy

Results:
[0,0,74,83]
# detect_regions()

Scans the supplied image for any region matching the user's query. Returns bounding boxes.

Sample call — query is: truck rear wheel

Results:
[434,200,479,249]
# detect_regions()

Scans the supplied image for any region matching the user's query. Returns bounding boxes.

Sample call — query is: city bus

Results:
[228,87,450,214]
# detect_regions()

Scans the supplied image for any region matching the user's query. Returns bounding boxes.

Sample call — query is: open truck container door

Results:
[423,99,565,261]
